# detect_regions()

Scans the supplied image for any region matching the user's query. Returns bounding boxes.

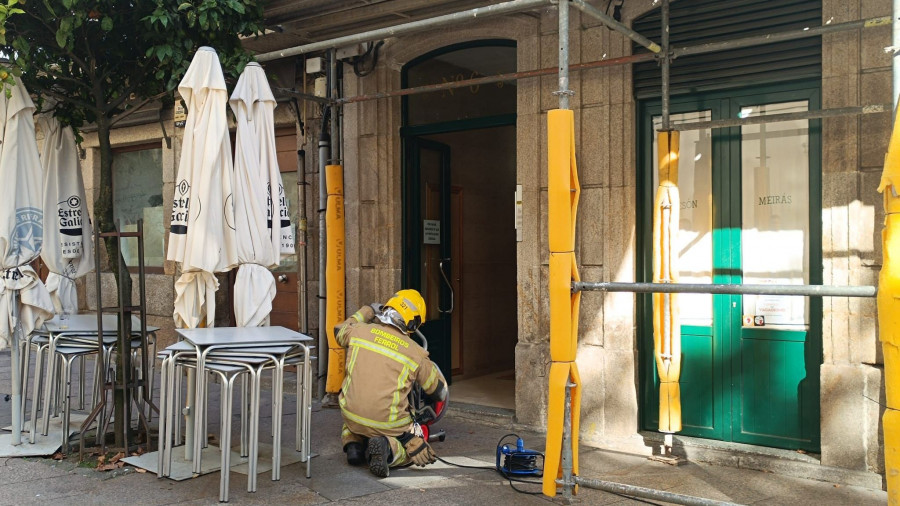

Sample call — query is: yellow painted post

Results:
[325,164,346,394]
[544,109,582,496]
[878,104,900,505]
[653,131,682,434]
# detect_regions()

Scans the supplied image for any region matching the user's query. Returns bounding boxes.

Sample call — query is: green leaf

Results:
[178,2,192,11]
[101,16,113,31]
[62,0,75,9]
[55,29,67,48]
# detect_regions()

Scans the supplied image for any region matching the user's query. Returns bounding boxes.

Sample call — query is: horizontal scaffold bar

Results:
[256,0,552,62]
[574,281,877,298]
[669,104,890,132]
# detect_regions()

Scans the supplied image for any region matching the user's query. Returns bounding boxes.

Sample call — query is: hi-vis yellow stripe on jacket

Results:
[334,305,445,434]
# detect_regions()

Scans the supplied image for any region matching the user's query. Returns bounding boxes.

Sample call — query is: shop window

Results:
[113,143,165,269]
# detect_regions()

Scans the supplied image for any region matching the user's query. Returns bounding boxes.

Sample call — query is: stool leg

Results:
[147,346,156,425]
[156,355,169,478]
[78,355,86,410]
[174,367,183,445]
[164,358,179,478]
[54,355,63,418]
[41,349,55,435]
[240,375,248,458]
[61,357,72,454]
[272,363,283,481]
[219,376,231,503]
[203,371,210,450]
[29,345,45,444]
[305,351,312,478]
[248,368,262,492]
[21,340,31,427]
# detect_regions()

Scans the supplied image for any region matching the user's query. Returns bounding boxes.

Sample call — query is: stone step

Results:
[446,401,515,429]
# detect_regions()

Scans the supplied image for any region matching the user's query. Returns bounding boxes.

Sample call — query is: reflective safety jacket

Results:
[335,305,445,432]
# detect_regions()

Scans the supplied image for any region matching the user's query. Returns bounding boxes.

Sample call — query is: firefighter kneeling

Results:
[334,289,448,477]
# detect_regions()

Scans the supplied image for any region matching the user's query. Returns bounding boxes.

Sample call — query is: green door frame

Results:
[636,80,822,451]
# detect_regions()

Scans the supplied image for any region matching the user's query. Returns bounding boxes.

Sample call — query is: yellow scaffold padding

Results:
[657,130,679,185]
[325,164,347,394]
[544,108,582,497]
[653,131,682,434]
[550,252,575,361]
[878,102,900,505]
[543,361,582,496]
[547,109,580,253]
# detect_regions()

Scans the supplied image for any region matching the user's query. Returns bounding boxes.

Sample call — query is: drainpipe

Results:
[290,95,310,338]
[297,145,308,334]
[317,108,331,401]
[330,51,342,164]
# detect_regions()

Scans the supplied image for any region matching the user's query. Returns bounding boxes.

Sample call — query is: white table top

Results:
[175,326,313,347]
[43,314,159,334]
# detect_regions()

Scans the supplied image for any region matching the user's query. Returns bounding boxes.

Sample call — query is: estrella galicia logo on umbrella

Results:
[266,182,291,229]
[171,178,191,234]
[58,195,84,258]
[11,207,42,260]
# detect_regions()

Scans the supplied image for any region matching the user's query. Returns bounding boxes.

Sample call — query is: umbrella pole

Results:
[10,288,22,445]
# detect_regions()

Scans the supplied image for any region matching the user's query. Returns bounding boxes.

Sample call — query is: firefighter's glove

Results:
[399,432,436,467]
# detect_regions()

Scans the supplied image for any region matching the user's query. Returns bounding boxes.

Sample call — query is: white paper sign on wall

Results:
[423,219,440,244]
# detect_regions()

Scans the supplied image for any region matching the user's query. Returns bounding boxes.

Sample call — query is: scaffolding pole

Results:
[661,0,671,130]
[255,0,553,62]
[556,0,571,110]
[574,281,876,298]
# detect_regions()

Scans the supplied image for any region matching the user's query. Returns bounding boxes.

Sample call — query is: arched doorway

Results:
[402,41,518,409]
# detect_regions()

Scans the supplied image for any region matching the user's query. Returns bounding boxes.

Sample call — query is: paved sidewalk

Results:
[0,350,889,505]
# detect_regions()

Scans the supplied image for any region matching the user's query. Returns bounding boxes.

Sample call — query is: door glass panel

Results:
[420,148,443,322]
[652,111,713,326]
[740,101,809,327]
[273,170,297,272]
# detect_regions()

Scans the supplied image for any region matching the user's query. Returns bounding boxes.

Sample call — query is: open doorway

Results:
[402,41,517,410]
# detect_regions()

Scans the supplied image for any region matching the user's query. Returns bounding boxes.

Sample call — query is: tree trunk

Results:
[94,116,134,449]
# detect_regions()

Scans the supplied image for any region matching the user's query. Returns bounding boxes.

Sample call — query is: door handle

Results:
[438,258,454,314]
[277,274,289,284]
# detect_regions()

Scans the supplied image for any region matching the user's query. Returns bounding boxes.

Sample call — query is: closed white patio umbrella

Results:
[38,113,93,316]
[166,47,237,467]
[229,62,295,327]
[167,46,238,329]
[0,77,53,446]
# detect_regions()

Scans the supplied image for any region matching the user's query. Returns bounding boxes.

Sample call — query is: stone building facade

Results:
[74,0,888,487]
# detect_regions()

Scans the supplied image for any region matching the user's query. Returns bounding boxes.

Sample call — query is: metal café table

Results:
[174,326,314,478]
[36,314,159,438]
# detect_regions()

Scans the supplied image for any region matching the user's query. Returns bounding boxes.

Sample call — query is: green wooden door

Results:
[639,84,822,452]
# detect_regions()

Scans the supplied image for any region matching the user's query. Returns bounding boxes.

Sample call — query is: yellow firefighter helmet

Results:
[384,289,427,333]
